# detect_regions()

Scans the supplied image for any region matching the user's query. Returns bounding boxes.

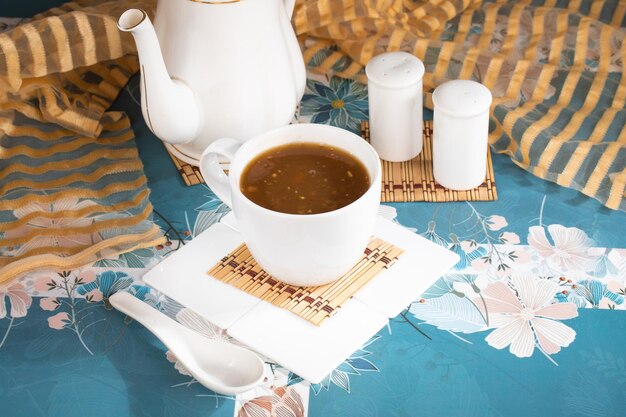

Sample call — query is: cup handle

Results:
[199,138,242,208]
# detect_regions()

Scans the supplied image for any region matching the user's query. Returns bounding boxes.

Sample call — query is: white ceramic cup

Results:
[199,124,382,287]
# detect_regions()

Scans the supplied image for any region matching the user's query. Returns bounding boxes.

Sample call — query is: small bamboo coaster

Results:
[207,238,404,326]
[363,120,497,202]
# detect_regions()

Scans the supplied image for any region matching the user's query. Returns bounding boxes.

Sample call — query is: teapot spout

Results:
[118,9,200,144]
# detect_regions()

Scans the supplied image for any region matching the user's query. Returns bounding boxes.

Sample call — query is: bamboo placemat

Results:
[166,120,497,202]
[362,120,497,202]
[165,149,205,186]
[208,238,403,326]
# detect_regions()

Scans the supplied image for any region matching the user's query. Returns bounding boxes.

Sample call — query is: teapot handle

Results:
[284,0,295,19]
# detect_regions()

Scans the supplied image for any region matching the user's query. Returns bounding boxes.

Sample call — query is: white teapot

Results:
[118,0,306,165]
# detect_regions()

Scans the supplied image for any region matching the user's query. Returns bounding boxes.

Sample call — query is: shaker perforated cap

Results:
[432,80,493,117]
[365,52,425,88]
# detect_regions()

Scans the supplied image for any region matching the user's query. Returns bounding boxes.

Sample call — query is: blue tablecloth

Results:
[2,44,626,417]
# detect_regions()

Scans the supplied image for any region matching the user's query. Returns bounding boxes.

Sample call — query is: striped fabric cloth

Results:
[0,0,161,283]
[294,0,626,210]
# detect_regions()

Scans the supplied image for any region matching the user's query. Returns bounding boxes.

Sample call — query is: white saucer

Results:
[164,143,201,167]
[165,143,231,168]
[143,214,458,383]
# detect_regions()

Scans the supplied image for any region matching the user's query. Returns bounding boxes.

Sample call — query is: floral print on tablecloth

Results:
[7,193,625,382]
[4,192,626,417]
[406,197,624,365]
[4,73,626,417]
[298,75,368,134]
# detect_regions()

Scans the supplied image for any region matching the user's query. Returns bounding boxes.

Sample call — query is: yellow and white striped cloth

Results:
[294,0,626,210]
[0,0,161,284]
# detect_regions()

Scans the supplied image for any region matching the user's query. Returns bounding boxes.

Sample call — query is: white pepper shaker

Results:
[365,52,425,162]
[432,80,493,190]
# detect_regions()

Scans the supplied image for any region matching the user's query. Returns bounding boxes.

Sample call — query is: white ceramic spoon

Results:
[109,292,265,394]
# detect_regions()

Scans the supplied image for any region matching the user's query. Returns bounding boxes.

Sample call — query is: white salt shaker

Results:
[366,52,425,162]
[432,80,493,190]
